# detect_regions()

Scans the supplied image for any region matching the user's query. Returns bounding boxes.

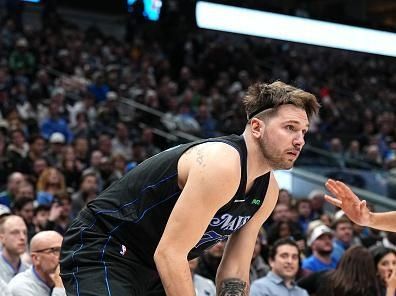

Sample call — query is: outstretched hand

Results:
[324,179,371,226]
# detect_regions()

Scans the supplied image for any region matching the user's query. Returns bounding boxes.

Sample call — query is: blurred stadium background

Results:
[1,0,396,294]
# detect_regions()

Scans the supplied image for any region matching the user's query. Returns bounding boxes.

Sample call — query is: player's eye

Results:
[286,125,295,131]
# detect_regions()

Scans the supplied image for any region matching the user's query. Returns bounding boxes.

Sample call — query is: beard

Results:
[258,133,295,170]
[317,249,333,257]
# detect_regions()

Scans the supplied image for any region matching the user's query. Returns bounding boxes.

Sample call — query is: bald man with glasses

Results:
[8,231,65,296]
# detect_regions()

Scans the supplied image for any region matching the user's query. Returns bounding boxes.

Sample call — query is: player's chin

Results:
[279,159,294,170]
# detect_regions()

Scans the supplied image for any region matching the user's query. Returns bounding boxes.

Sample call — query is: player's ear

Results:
[250,118,264,138]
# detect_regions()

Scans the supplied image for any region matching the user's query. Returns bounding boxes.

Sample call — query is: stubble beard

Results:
[258,134,294,170]
[317,249,332,257]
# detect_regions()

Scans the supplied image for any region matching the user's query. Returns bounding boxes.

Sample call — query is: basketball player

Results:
[325,179,396,232]
[60,81,319,295]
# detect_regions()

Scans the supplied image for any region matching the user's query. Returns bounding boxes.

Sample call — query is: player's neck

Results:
[243,132,272,179]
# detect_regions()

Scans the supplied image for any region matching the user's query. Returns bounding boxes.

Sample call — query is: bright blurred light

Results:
[23,0,40,2]
[127,0,162,21]
[196,1,396,58]
[273,170,293,192]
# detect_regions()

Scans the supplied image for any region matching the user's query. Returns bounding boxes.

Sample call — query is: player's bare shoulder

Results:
[178,142,241,188]
[182,141,240,168]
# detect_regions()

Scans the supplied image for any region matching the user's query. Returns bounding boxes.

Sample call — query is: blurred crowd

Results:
[0,1,396,295]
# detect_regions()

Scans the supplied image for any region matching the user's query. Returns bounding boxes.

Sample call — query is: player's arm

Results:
[368,212,396,232]
[216,172,279,295]
[325,179,396,232]
[154,143,241,296]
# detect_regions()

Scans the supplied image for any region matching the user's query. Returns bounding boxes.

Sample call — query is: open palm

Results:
[324,179,371,226]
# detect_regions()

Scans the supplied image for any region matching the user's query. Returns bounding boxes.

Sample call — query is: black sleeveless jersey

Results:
[86,134,270,268]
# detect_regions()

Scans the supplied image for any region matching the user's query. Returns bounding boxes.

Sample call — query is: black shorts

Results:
[60,210,165,296]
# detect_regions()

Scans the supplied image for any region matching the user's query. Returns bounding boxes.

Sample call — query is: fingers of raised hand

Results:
[324,194,342,207]
[325,179,341,196]
[335,181,355,197]
[360,200,367,210]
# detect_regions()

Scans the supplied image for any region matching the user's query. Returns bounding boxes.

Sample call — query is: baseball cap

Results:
[16,38,28,47]
[308,224,333,246]
[0,204,11,217]
[106,91,118,101]
[49,132,66,144]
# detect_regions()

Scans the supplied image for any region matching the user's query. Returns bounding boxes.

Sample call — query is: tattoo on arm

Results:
[218,278,247,296]
[196,148,206,167]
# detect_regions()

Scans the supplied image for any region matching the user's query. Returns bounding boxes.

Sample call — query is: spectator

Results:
[0,278,11,296]
[188,258,216,296]
[6,129,29,172]
[83,150,103,191]
[8,37,35,76]
[308,190,326,219]
[68,92,96,128]
[97,156,114,189]
[31,158,48,185]
[250,232,270,283]
[316,246,379,296]
[196,104,217,138]
[381,232,396,250]
[250,238,308,296]
[296,198,313,234]
[32,204,50,234]
[8,231,65,296]
[173,104,200,134]
[270,203,290,224]
[95,92,120,132]
[267,221,303,247]
[19,135,46,175]
[60,145,83,191]
[87,71,109,103]
[277,189,292,207]
[12,197,35,241]
[141,127,161,157]
[345,140,363,162]
[13,180,35,201]
[36,167,66,205]
[302,224,338,275]
[73,137,90,168]
[47,132,66,166]
[130,141,147,164]
[111,153,127,180]
[195,241,226,283]
[0,132,9,187]
[70,112,94,140]
[318,212,332,226]
[369,246,396,296]
[40,102,73,144]
[97,134,113,158]
[111,122,132,160]
[332,217,355,260]
[44,192,72,235]
[0,215,29,283]
[363,144,383,168]
[71,172,98,216]
[0,172,24,207]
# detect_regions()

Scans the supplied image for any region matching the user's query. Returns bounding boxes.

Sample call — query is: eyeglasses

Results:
[31,247,61,255]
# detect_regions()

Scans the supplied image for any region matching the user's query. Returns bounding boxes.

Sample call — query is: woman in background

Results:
[317,245,379,296]
[370,246,396,296]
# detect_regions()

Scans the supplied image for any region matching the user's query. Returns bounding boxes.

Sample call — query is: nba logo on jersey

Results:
[120,244,127,256]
